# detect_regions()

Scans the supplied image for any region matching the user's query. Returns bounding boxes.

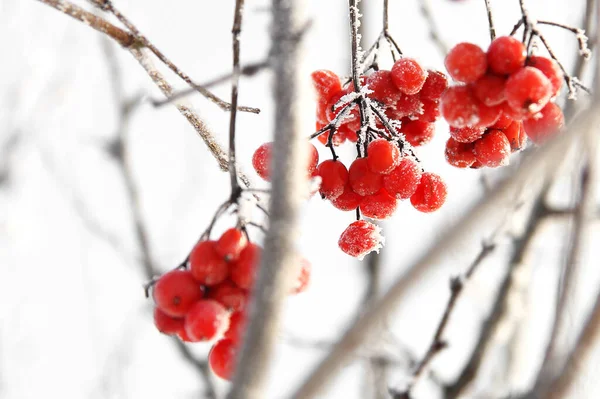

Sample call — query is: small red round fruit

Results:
[359,189,398,220]
[330,184,363,211]
[184,299,230,341]
[317,160,349,200]
[390,94,422,119]
[153,270,204,317]
[177,327,201,343]
[224,310,247,343]
[526,56,563,96]
[420,99,441,122]
[410,172,447,213]
[445,138,476,168]
[382,158,422,200]
[523,102,564,144]
[444,42,487,83]
[209,339,238,380]
[307,143,319,175]
[154,307,185,335]
[230,243,261,290]
[475,103,502,128]
[472,74,506,106]
[348,157,383,196]
[449,125,485,143]
[420,70,448,100]
[487,36,527,75]
[311,70,342,101]
[367,139,401,174]
[401,120,436,146]
[317,130,346,147]
[338,220,384,259]
[440,85,480,128]
[490,112,513,130]
[190,240,229,286]
[391,58,428,95]
[216,228,248,262]
[366,70,403,104]
[207,280,248,311]
[505,67,552,116]
[473,129,511,167]
[503,121,527,151]
[252,142,272,181]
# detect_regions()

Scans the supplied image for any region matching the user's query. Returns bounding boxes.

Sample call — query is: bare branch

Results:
[417,0,449,57]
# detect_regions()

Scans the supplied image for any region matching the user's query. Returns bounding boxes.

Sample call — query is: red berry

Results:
[311,70,342,101]
[348,158,383,196]
[190,241,230,286]
[505,67,552,116]
[340,124,358,142]
[359,189,397,220]
[317,160,349,200]
[209,339,238,380]
[420,99,441,122]
[366,70,402,104]
[382,158,422,200]
[476,103,502,128]
[252,142,272,181]
[307,143,319,175]
[230,243,261,290]
[216,229,248,262]
[224,310,247,343]
[445,43,487,83]
[472,74,506,106]
[154,307,185,335]
[316,98,328,124]
[401,120,436,146]
[389,94,423,119]
[490,112,513,129]
[473,129,511,167]
[527,56,563,96]
[177,327,201,343]
[367,139,401,174]
[153,270,204,317]
[487,36,527,75]
[503,121,527,151]
[338,220,384,259]
[410,172,447,213]
[391,58,427,95]
[291,258,311,294]
[207,280,248,311]
[523,102,564,144]
[330,184,363,211]
[420,70,448,100]
[317,130,346,146]
[445,138,476,168]
[449,125,485,143]
[184,299,230,341]
[440,85,480,128]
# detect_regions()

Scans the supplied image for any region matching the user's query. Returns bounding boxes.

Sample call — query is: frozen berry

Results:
[366,70,403,104]
[410,172,447,213]
[445,138,476,168]
[207,280,248,311]
[349,157,383,196]
[505,67,552,116]
[490,112,513,130]
[503,121,527,151]
[209,339,238,380]
[331,184,363,211]
[390,94,423,119]
[230,243,261,290]
[154,307,185,335]
[449,125,485,143]
[440,85,480,127]
[224,310,247,343]
[216,229,248,262]
[401,120,436,146]
[184,299,230,341]
[487,36,527,75]
[473,129,511,167]
[338,220,384,259]
[527,56,563,96]
[420,99,441,122]
[317,160,349,200]
[311,70,342,100]
[360,189,397,220]
[382,158,422,200]
[190,241,230,286]
[367,139,401,174]
[523,102,564,144]
[391,58,427,95]
[472,74,506,106]
[153,270,204,317]
[420,70,448,100]
[252,142,272,181]
[445,42,487,83]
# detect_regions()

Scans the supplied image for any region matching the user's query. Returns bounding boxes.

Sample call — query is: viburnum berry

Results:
[318,130,346,146]
[420,70,448,100]
[440,85,480,128]
[216,228,248,262]
[252,142,272,181]
[449,125,485,143]
[184,299,230,341]
[389,93,423,119]
[445,42,487,83]
[154,307,185,335]
[526,56,563,96]
[177,327,201,343]
[383,158,422,200]
[503,121,527,151]
[190,241,229,286]
[523,102,565,144]
[307,143,319,175]
[359,189,398,220]
[366,70,402,104]
[401,120,436,146]
[476,102,502,128]
[410,172,447,213]
[209,339,238,380]
[311,69,342,101]
[330,184,363,211]
[445,138,476,168]
[230,243,261,290]
[224,310,247,343]
[317,160,349,200]
[207,280,248,311]
[472,74,506,106]
[473,129,511,167]
[367,139,400,174]
[505,67,552,116]
[391,58,427,95]
[153,270,204,317]
[291,257,311,294]
[348,158,383,196]
[420,99,441,122]
[487,36,527,75]
[490,112,513,130]
[338,220,384,259]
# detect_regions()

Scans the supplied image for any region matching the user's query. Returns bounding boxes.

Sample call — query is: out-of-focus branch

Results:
[290,102,599,399]
[418,0,449,58]
[226,0,308,398]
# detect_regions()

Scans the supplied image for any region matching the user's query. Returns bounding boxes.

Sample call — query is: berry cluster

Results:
[151,228,310,380]
[441,36,565,168]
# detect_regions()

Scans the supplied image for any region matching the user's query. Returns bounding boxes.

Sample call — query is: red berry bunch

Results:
[441,36,565,168]
[151,228,311,380]
[312,59,448,147]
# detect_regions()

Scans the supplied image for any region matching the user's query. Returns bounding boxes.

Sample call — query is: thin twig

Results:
[418,0,449,58]
[484,0,496,41]
[226,0,308,397]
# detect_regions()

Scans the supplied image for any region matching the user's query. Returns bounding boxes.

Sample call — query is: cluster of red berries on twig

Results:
[150,228,310,379]
[441,35,565,169]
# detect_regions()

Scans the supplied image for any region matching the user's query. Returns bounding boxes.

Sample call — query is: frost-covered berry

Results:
[366,70,403,104]
[503,121,527,151]
[391,58,427,95]
[207,280,248,311]
[440,85,480,128]
[184,299,230,342]
[209,339,238,380]
[420,70,448,100]
[445,138,476,168]
[311,70,342,101]
[252,142,272,181]
[367,139,400,174]
[523,102,564,144]
[382,158,422,200]
[410,172,447,213]
[349,158,383,196]
[154,307,185,335]
[230,243,261,290]
[472,74,506,106]
[445,42,487,83]
[359,189,397,220]
[153,270,204,317]
[317,160,349,200]
[505,67,552,116]
[449,125,485,143]
[526,56,563,96]
[338,220,384,259]
[330,184,363,211]
[401,120,436,146]
[190,240,230,286]
[473,129,511,167]
[487,36,527,75]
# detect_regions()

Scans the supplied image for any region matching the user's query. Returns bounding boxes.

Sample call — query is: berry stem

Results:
[483,0,497,41]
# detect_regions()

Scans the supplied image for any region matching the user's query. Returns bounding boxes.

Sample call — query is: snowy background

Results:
[1,0,599,398]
